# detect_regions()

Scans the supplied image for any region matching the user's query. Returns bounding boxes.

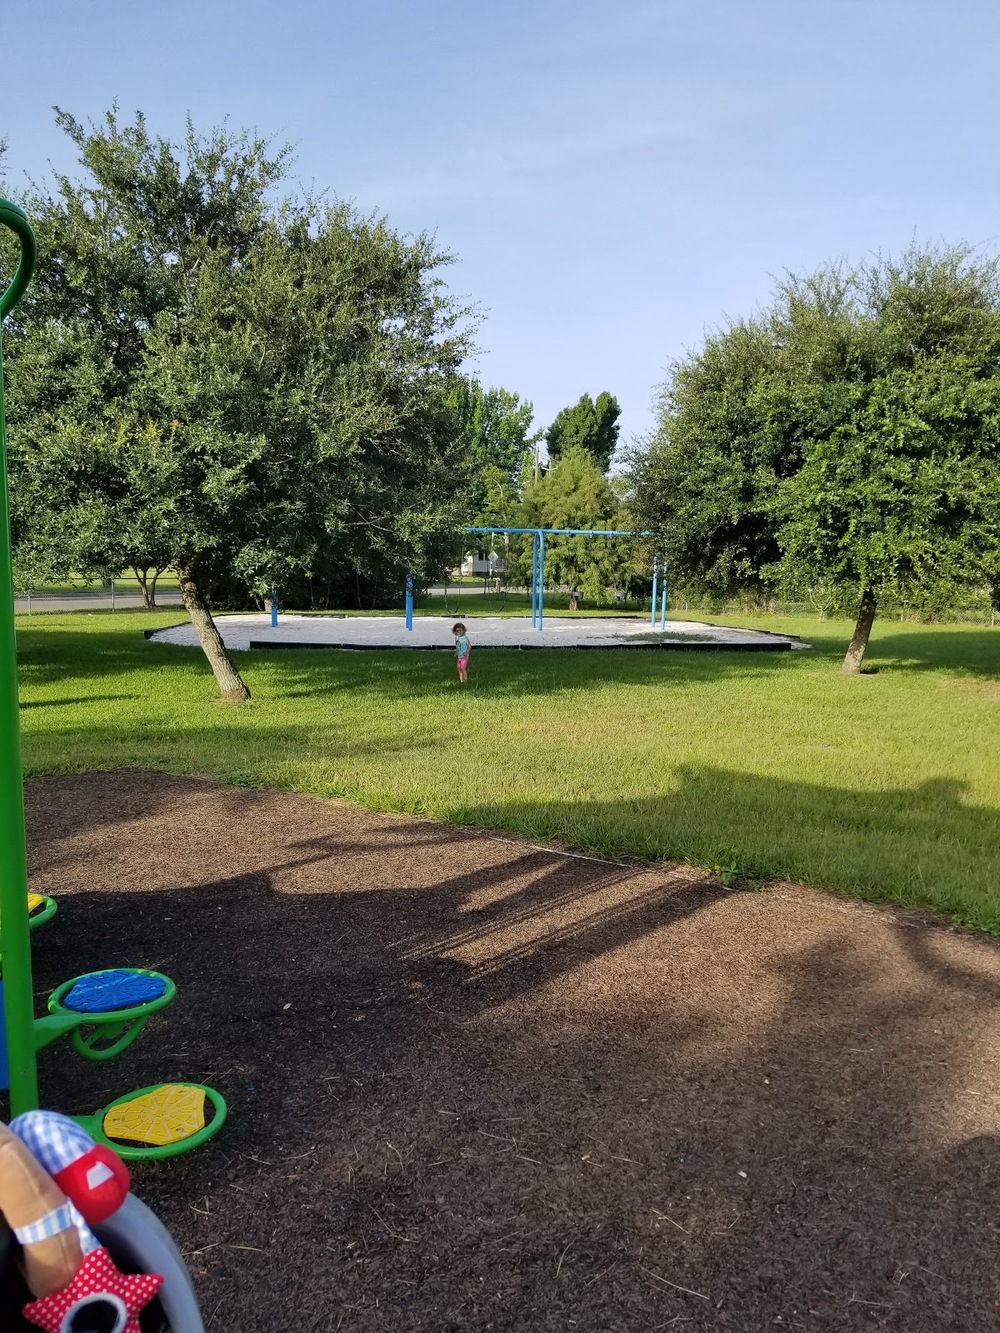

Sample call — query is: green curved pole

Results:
[0,198,39,1114]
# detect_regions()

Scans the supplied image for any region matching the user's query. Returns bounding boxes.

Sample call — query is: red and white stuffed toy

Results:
[0,1110,162,1331]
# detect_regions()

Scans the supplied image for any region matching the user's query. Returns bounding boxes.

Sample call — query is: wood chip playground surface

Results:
[147,613,810,653]
[22,770,1000,1332]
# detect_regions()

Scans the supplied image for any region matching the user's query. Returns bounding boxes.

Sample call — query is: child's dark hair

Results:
[452,623,466,635]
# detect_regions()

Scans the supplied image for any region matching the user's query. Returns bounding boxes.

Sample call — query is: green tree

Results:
[773,250,1000,671]
[628,317,786,606]
[2,109,473,698]
[519,445,635,601]
[630,246,1000,670]
[545,391,621,472]
[449,380,537,488]
[447,378,538,534]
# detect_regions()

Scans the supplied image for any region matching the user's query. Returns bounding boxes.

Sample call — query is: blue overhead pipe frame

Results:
[462,526,654,633]
[659,561,668,630]
[405,572,414,631]
[465,527,640,536]
[270,589,278,628]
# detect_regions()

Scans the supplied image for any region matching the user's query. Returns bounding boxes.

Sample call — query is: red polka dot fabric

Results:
[22,1246,162,1332]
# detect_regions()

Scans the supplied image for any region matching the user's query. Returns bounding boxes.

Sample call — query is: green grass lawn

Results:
[13,608,1000,930]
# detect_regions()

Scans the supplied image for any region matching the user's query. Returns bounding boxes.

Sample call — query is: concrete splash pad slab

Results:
[148,614,810,652]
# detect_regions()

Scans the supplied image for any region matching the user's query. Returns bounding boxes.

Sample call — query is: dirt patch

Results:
[13,770,1000,1331]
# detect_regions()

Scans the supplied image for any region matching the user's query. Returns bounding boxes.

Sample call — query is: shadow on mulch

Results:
[10,770,1000,1332]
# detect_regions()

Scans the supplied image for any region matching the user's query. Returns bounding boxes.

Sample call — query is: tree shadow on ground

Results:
[16,630,219,691]
[14,770,1000,1331]
[19,695,134,710]
[18,623,805,700]
[264,645,802,703]
[867,627,1000,679]
[16,618,999,713]
[456,767,1000,931]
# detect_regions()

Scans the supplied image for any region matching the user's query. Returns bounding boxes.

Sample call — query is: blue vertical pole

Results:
[538,531,545,631]
[405,572,413,631]
[530,532,539,629]
[651,557,659,628]
[270,589,278,628]
[659,566,668,630]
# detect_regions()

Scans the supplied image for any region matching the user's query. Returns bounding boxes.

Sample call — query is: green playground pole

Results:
[0,198,39,1114]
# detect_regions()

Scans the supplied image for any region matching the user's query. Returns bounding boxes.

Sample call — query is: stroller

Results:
[0,1187,205,1331]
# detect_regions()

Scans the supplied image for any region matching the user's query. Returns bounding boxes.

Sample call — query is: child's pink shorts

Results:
[456,655,469,671]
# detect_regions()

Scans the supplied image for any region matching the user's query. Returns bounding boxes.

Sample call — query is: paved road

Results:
[14,591,184,614]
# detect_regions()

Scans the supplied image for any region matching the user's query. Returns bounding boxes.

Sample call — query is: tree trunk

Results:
[133,567,159,610]
[842,588,877,674]
[177,561,251,702]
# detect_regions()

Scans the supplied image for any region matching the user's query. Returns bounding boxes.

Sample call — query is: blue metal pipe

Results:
[405,572,413,631]
[538,531,545,631]
[530,532,539,628]
[461,526,661,629]
[270,589,278,628]
[465,526,644,537]
[659,566,668,630]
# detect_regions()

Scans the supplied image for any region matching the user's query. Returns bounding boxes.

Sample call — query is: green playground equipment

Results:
[0,198,226,1161]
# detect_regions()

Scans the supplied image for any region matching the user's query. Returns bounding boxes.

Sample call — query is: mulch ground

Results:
[12,769,1000,1331]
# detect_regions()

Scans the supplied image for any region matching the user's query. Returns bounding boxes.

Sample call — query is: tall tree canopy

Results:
[517,445,636,602]
[447,379,538,530]
[629,245,1000,670]
[544,391,621,472]
[1,109,474,699]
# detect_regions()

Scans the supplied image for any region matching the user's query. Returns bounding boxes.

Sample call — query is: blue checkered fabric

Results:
[9,1110,93,1174]
[13,1202,74,1244]
[8,1111,102,1254]
[12,1201,99,1254]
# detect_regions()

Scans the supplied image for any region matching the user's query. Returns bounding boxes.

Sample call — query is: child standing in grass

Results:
[453,622,471,684]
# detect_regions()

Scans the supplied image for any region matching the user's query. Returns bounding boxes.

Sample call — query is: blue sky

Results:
[3,0,998,447]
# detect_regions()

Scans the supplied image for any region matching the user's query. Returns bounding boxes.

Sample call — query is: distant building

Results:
[458,549,506,577]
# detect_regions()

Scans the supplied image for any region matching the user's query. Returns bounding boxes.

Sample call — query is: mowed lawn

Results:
[14,609,1000,930]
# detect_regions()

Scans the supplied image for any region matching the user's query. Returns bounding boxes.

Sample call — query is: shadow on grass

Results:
[456,767,1000,931]
[18,619,998,721]
[18,622,808,699]
[19,695,134,710]
[265,648,808,703]
[19,717,1000,929]
[868,627,1000,678]
[16,769,1000,1332]
[17,631,217,692]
